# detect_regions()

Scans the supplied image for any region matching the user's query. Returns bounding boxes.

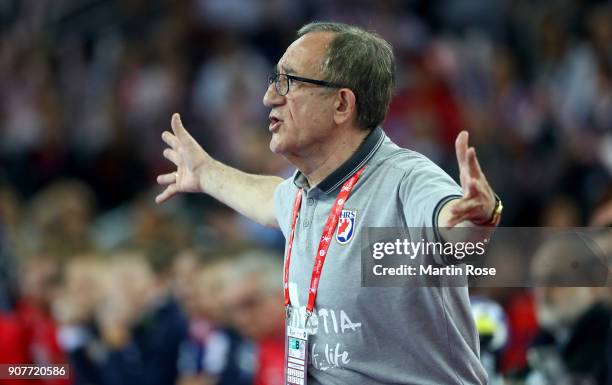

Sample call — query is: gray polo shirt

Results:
[273,127,487,385]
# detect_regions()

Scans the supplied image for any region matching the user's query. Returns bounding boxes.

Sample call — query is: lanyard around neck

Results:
[283,165,366,318]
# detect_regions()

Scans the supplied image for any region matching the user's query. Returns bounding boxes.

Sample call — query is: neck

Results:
[289,127,370,188]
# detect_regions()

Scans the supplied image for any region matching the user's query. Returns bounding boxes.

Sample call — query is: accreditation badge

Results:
[285,323,308,385]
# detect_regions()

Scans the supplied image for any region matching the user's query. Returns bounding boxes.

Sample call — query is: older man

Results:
[157,22,501,385]
[528,233,611,384]
[223,252,285,385]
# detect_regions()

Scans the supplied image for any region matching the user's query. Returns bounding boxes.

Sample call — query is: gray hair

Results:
[297,22,395,130]
[224,250,283,295]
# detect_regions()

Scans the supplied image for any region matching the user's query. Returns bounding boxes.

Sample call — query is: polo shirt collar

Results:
[293,126,384,194]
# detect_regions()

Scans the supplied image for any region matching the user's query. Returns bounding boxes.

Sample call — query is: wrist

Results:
[198,157,216,194]
[476,193,502,226]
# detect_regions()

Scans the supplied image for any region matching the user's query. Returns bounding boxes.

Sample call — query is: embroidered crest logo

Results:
[336,209,356,244]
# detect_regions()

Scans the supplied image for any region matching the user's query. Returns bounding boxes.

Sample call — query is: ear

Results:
[333,88,357,126]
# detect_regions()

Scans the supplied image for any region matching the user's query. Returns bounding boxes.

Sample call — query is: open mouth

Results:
[269,117,282,132]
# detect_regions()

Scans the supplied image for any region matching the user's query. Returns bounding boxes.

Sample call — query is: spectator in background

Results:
[1,182,68,385]
[99,252,187,385]
[0,216,25,377]
[174,250,215,385]
[0,183,21,311]
[27,180,97,260]
[57,252,187,385]
[128,191,191,256]
[14,256,70,385]
[223,252,284,385]
[54,256,109,385]
[528,234,611,384]
[177,252,255,385]
[171,250,203,317]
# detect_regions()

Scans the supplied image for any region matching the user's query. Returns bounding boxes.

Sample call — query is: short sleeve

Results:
[398,154,462,265]
[399,155,462,229]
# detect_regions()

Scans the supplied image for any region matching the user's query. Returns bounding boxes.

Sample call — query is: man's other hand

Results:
[156,113,213,204]
[444,130,496,227]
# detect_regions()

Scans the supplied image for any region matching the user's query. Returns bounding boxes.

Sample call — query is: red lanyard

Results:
[283,165,366,317]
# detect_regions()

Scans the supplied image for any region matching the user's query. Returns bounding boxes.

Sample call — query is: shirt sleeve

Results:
[399,155,462,230]
[398,154,463,266]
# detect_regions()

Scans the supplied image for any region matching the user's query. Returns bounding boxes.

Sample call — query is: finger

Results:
[171,113,189,140]
[451,198,481,215]
[163,148,179,165]
[446,212,468,228]
[155,184,177,204]
[162,131,179,149]
[157,172,177,185]
[467,147,483,179]
[447,203,487,227]
[451,206,483,223]
[465,180,480,199]
[455,131,469,170]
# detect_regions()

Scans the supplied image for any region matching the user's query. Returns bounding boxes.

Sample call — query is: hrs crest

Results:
[336,209,356,244]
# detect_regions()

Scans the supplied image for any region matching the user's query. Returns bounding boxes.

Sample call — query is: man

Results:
[157,22,501,384]
[60,253,188,385]
[223,252,285,385]
[528,234,611,384]
[176,254,256,385]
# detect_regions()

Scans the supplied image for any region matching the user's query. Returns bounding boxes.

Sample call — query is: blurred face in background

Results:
[54,257,109,325]
[20,257,61,308]
[106,256,157,321]
[534,287,596,331]
[263,32,338,156]
[531,239,602,331]
[66,258,108,306]
[224,274,283,341]
[171,251,200,315]
[194,261,229,323]
[29,181,95,256]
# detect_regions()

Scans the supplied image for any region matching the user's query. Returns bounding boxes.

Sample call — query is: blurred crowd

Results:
[1,230,286,385]
[0,0,611,384]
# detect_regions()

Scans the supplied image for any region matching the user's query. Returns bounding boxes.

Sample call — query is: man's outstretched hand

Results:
[444,131,496,227]
[156,113,212,204]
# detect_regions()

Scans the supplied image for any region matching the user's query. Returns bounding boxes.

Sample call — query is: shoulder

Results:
[373,136,451,178]
[373,136,461,203]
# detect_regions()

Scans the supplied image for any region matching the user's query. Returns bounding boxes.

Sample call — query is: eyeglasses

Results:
[268,72,340,96]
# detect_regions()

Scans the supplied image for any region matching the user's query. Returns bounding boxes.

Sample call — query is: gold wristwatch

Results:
[486,194,503,226]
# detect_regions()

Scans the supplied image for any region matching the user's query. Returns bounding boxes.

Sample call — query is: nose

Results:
[263,82,284,108]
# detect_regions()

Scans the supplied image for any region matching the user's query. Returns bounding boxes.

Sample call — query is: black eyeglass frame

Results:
[268,72,342,96]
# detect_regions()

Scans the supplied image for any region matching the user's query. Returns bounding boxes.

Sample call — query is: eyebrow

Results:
[276,63,297,75]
